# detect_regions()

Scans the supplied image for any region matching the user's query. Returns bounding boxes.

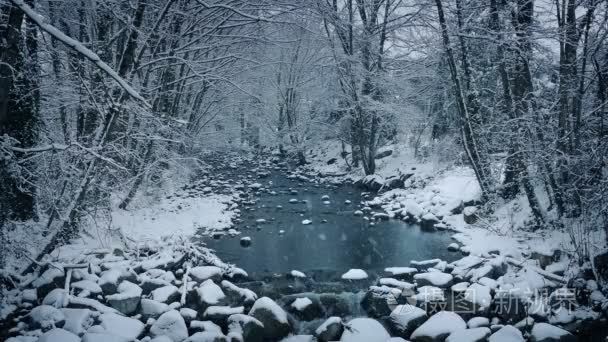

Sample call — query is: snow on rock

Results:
[150,310,189,342]
[315,316,343,342]
[191,320,222,333]
[290,270,306,278]
[37,328,80,342]
[463,283,492,309]
[98,269,122,294]
[379,278,415,290]
[82,332,131,342]
[488,325,524,342]
[249,297,291,340]
[302,219,312,225]
[384,267,417,278]
[446,327,491,342]
[467,317,490,328]
[410,311,467,342]
[410,259,442,270]
[530,323,575,342]
[99,313,144,340]
[203,305,244,320]
[221,280,257,304]
[179,308,197,323]
[340,318,390,342]
[105,280,142,314]
[196,279,225,305]
[388,304,427,336]
[141,298,170,320]
[189,266,222,282]
[448,243,460,251]
[151,285,180,303]
[184,331,228,342]
[68,296,119,314]
[414,272,453,288]
[71,280,102,295]
[61,308,94,335]
[414,286,445,303]
[451,282,470,293]
[227,314,265,341]
[29,305,65,329]
[291,297,313,311]
[240,236,252,247]
[341,269,368,280]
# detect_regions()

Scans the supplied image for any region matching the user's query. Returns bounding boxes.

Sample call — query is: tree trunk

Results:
[434,0,491,197]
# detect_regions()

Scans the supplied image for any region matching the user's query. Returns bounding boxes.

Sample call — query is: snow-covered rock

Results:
[414,272,453,288]
[141,298,170,320]
[189,266,222,282]
[249,297,291,340]
[61,308,94,335]
[105,280,142,315]
[463,283,492,310]
[41,289,68,308]
[179,308,197,323]
[467,317,490,328]
[414,286,445,303]
[488,325,524,342]
[29,305,65,329]
[240,236,252,247]
[190,320,222,333]
[291,298,312,311]
[361,285,400,318]
[151,285,180,303]
[150,310,189,342]
[530,323,576,342]
[301,219,312,225]
[340,318,390,342]
[290,270,306,278]
[203,305,244,322]
[82,332,130,342]
[184,331,228,342]
[384,267,417,279]
[37,328,80,342]
[71,280,102,295]
[410,258,442,270]
[99,313,144,340]
[221,280,257,304]
[446,327,491,342]
[341,269,368,280]
[227,314,264,342]
[388,304,427,337]
[410,311,467,342]
[196,279,225,306]
[315,316,343,342]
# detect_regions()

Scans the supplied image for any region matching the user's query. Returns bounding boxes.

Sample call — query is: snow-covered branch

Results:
[10,0,151,109]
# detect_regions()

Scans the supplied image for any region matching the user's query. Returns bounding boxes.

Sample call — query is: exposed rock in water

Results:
[248,297,292,340]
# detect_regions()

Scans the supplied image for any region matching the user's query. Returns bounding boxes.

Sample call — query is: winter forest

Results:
[1,0,608,341]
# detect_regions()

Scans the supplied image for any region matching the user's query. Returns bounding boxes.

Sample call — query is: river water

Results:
[201,162,457,280]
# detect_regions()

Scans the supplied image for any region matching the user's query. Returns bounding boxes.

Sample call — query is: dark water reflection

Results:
[202,172,456,278]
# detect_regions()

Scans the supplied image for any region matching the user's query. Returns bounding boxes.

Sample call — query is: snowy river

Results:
[201,165,457,280]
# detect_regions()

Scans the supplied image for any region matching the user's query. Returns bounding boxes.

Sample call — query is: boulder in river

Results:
[315,316,343,342]
[340,318,390,342]
[248,297,292,340]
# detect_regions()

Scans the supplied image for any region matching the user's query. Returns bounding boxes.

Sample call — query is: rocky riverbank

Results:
[1,151,607,341]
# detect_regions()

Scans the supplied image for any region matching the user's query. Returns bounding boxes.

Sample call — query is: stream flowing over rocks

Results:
[1,153,607,342]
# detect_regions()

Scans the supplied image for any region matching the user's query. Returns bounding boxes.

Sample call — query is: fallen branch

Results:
[506,257,567,284]
[180,264,191,306]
